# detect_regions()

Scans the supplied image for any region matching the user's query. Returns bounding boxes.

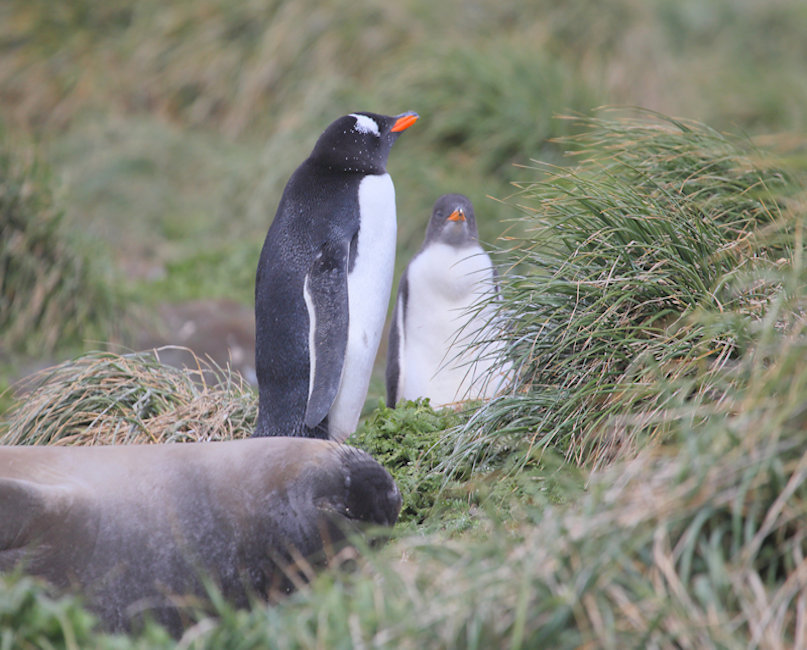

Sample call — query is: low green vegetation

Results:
[349,399,468,527]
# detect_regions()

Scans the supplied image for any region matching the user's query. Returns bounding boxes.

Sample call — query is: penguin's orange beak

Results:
[447,208,466,222]
[391,113,419,132]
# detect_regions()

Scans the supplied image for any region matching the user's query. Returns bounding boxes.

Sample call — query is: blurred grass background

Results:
[2,0,806,393]
[2,0,807,646]
[2,0,806,332]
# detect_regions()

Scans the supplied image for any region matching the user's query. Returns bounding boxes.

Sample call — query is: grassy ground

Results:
[2,0,807,647]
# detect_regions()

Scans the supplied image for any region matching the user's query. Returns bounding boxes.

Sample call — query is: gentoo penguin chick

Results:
[386,194,512,408]
[0,438,401,634]
[254,111,419,440]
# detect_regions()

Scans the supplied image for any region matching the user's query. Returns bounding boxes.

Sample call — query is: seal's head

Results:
[340,446,402,527]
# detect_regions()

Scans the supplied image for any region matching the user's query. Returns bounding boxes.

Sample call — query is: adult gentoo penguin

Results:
[386,193,512,408]
[254,111,418,440]
[0,438,401,634]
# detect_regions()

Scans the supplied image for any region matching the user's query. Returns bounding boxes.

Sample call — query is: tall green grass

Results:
[0,142,120,356]
[0,572,172,649]
[445,111,801,474]
[4,0,806,137]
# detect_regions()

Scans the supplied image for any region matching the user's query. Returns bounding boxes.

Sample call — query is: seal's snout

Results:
[340,447,402,527]
[384,484,403,527]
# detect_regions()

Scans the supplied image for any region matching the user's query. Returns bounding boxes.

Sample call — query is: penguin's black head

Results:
[309,111,419,174]
[424,193,478,248]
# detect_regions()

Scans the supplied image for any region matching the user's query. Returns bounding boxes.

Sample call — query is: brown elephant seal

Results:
[0,437,401,634]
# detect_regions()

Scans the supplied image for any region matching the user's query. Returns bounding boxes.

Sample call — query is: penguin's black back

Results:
[253,111,418,438]
[254,161,362,438]
[385,270,409,407]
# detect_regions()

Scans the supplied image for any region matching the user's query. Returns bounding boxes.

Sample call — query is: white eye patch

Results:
[350,114,380,136]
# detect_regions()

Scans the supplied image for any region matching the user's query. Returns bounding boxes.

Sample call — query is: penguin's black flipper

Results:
[385,270,409,407]
[303,240,350,429]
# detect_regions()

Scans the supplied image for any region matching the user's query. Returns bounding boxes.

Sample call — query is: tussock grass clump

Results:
[447,112,800,472]
[0,143,119,354]
[0,348,256,445]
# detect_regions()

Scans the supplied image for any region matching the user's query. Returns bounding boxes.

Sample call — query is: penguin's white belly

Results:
[401,244,510,406]
[328,173,397,441]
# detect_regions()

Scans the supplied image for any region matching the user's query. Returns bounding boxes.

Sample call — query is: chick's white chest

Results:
[401,243,497,405]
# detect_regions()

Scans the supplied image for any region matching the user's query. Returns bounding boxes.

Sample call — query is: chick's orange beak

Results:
[447,208,466,222]
[391,113,419,133]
